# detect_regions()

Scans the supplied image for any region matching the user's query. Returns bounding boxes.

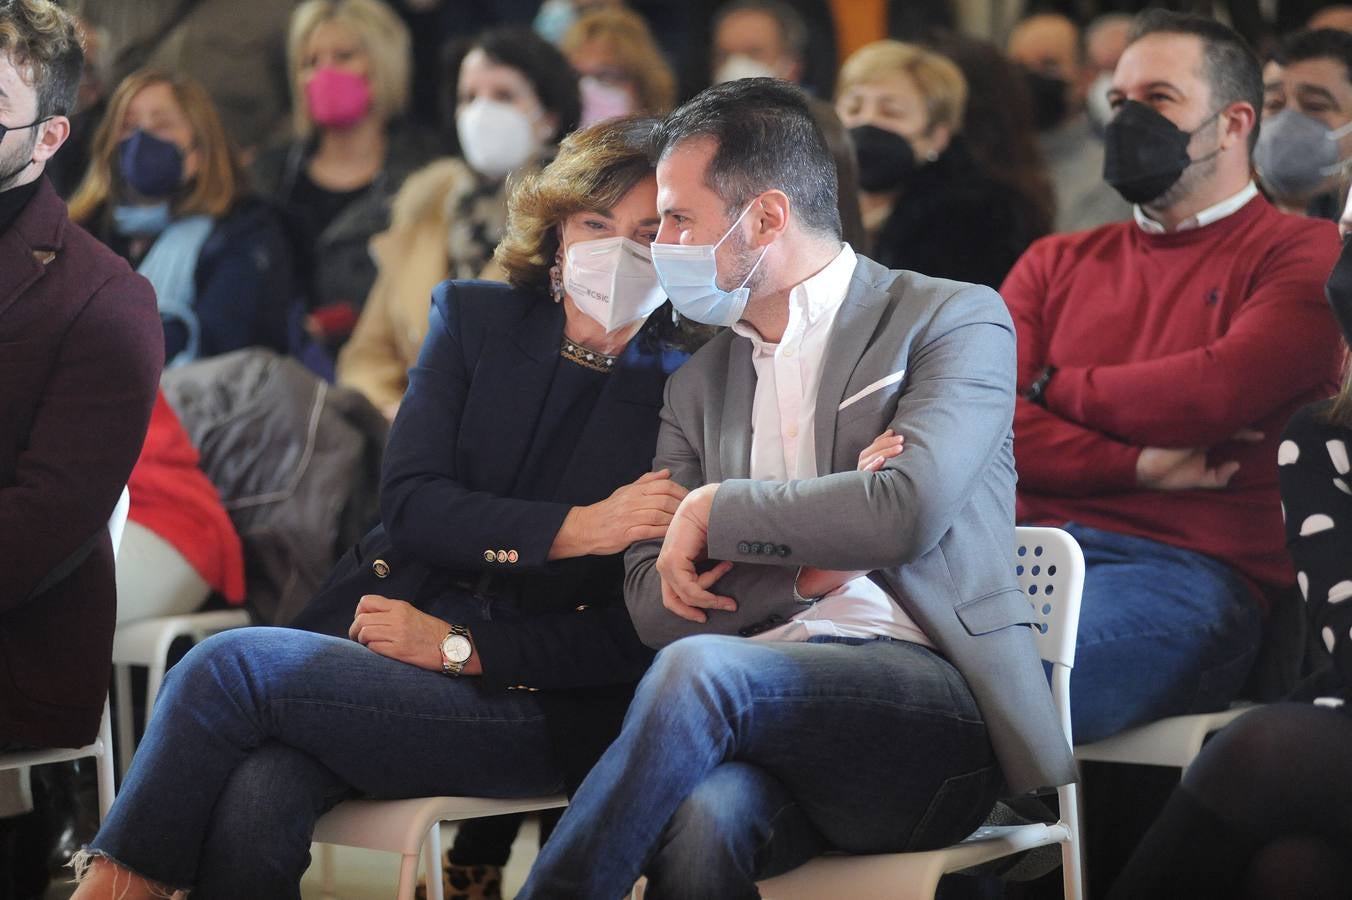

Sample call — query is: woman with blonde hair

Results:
[71,115,694,900]
[253,0,437,364]
[69,70,293,366]
[562,7,678,125]
[834,38,1048,288]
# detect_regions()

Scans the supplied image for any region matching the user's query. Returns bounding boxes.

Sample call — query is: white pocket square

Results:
[837,370,906,411]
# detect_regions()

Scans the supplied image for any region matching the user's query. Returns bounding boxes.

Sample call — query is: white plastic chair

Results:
[111,607,252,776]
[312,794,568,900]
[0,487,130,821]
[753,526,1088,900]
[1074,706,1253,772]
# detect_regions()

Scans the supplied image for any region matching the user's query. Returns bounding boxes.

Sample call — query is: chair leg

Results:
[318,843,337,899]
[146,658,168,719]
[114,664,135,778]
[423,823,444,900]
[396,851,421,900]
[95,699,116,821]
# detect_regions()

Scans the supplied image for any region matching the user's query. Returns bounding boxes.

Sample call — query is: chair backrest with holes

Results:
[1014,526,1085,670]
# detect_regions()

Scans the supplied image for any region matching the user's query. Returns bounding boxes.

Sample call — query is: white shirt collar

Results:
[1133,181,1259,234]
[732,243,857,350]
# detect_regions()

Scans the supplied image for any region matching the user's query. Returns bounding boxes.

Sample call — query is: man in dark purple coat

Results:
[0,0,161,754]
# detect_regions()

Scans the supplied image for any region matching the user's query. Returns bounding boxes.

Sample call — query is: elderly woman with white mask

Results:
[338,26,580,418]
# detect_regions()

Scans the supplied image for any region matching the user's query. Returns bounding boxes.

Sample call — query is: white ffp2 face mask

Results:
[457,98,540,179]
[564,236,667,332]
[648,200,767,327]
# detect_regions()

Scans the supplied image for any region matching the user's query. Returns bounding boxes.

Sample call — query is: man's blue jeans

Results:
[1061,524,1263,743]
[518,634,1002,900]
[84,627,564,898]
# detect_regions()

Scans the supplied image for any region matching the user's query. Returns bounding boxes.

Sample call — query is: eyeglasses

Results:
[0,117,51,144]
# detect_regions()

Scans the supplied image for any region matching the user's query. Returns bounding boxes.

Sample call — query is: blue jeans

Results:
[1060,524,1263,743]
[518,635,1001,900]
[86,627,564,897]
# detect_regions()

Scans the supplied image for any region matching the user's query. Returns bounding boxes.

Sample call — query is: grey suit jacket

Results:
[624,252,1077,796]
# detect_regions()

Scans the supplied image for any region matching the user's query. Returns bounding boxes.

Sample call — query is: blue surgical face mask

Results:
[648,200,768,326]
[112,201,172,236]
[118,129,184,198]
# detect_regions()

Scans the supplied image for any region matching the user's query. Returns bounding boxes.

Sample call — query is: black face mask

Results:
[1024,70,1069,131]
[849,124,918,192]
[1103,100,1218,205]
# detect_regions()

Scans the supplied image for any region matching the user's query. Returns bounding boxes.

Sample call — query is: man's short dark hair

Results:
[1276,27,1352,85]
[0,0,83,119]
[713,0,808,63]
[651,78,841,239]
[1128,10,1263,151]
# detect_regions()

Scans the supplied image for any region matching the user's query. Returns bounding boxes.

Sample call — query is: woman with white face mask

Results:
[71,115,707,900]
[338,26,581,419]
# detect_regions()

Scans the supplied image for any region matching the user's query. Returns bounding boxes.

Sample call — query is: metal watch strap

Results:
[1023,365,1057,407]
[792,567,823,605]
[441,623,472,677]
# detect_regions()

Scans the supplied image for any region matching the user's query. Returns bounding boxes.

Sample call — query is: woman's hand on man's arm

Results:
[549,469,689,560]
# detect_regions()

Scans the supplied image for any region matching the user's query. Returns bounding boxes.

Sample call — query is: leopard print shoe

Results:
[414,858,503,900]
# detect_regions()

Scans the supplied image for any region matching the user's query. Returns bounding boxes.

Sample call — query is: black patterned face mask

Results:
[1102,100,1218,205]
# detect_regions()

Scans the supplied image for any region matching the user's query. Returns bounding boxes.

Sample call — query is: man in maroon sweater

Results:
[0,0,161,865]
[1002,10,1344,743]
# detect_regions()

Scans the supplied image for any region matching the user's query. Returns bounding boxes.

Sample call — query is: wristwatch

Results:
[1022,365,1057,407]
[439,624,474,677]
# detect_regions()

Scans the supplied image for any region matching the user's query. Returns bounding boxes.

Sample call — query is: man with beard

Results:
[1001,10,1343,745]
[517,77,1073,898]
[0,0,160,883]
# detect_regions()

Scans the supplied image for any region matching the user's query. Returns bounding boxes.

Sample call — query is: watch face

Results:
[441,634,473,664]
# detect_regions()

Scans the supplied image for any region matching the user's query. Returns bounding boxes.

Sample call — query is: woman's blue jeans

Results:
[518,634,1001,900]
[86,627,564,897]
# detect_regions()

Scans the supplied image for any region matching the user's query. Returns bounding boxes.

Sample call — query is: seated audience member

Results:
[710,0,808,88]
[1002,11,1344,744]
[1107,225,1352,900]
[561,7,677,126]
[835,39,1047,288]
[336,27,579,418]
[1310,3,1352,32]
[1084,12,1134,131]
[253,0,436,362]
[63,0,297,161]
[0,0,160,872]
[1008,12,1131,231]
[118,391,245,625]
[68,71,294,368]
[68,115,695,899]
[1256,28,1352,219]
[1263,51,1287,117]
[518,78,1073,899]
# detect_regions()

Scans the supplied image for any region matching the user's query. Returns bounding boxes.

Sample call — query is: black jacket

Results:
[870,139,1046,290]
[292,280,686,791]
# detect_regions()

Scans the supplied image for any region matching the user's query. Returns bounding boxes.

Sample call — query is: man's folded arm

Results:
[707,286,1018,571]
[624,377,800,648]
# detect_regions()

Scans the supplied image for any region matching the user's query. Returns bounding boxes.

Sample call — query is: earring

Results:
[549,263,564,303]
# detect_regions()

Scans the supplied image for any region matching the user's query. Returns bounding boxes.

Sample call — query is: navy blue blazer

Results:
[295,278,685,790]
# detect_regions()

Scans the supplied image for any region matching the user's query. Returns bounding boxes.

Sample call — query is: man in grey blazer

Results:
[519,79,1075,899]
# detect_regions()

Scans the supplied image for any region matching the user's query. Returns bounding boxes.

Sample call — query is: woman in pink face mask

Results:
[252,0,438,370]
